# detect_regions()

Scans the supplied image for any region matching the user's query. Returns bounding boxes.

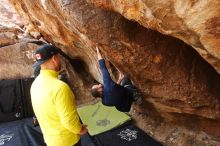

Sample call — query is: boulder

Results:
[6,0,220,145]
[87,0,220,74]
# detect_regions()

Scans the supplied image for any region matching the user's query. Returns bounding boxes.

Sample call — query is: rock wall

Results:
[0,0,96,106]
[0,0,34,79]
[5,0,220,145]
[87,0,220,74]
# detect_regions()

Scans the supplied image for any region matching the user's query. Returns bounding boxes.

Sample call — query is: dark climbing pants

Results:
[120,77,139,101]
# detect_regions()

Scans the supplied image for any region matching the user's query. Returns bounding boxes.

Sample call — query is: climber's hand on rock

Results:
[96,46,103,60]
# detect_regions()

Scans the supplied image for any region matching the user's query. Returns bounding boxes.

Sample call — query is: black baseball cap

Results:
[33,44,61,67]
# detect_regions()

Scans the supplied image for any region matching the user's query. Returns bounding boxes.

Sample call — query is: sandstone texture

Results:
[4,0,220,145]
[87,0,220,74]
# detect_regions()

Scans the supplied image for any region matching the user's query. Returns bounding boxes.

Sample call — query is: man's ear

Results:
[51,55,56,63]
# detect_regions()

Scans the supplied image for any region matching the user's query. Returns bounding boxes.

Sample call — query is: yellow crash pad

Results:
[77,102,131,136]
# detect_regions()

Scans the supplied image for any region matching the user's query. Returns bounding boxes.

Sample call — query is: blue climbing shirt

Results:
[99,59,132,112]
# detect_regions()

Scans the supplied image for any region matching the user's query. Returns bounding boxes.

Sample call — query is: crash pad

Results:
[94,123,163,146]
[77,102,131,136]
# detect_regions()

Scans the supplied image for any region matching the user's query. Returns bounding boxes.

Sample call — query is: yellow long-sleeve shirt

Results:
[31,70,82,146]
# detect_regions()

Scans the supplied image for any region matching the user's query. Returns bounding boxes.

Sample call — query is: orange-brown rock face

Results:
[7,0,220,145]
[0,0,34,79]
[87,0,220,74]
[0,0,25,27]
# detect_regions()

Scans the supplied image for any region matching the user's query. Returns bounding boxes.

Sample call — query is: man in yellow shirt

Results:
[31,44,87,146]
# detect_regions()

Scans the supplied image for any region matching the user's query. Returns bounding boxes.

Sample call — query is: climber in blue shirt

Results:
[91,47,142,112]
